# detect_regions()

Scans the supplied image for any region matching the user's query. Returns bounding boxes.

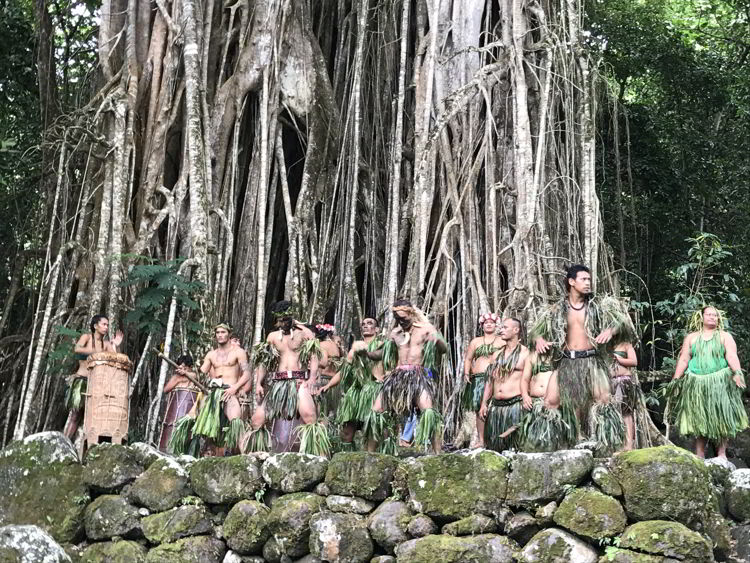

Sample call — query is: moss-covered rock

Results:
[222,500,270,555]
[145,535,226,562]
[730,524,750,562]
[141,505,211,544]
[79,540,147,563]
[261,453,328,493]
[325,453,399,501]
[394,534,518,563]
[534,502,557,525]
[596,548,663,563]
[265,492,324,559]
[405,450,509,521]
[309,512,374,563]
[504,511,538,546]
[126,458,191,512]
[406,514,437,538]
[613,446,711,526]
[189,455,263,505]
[517,528,598,563]
[83,495,141,540]
[704,457,735,488]
[441,514,497,536]
[506,450,593,506]
[370,557,395,563]
[0,524,71,562]
[726,468,750,521]
[325,495,375,514]
[128,443,169,469]
[365,501,411,554]
[619,520,713,561]
[83,444,145,493]
[591,464,622,497]
[0,432,88,543]
[553,488,626,540]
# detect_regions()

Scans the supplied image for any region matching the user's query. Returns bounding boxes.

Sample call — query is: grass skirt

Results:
[613,375,640,414]
[667,367,748,441]
[315,375,341,417]
[588,401,625,451]
[168,415,200,456]
[484,396,524,452]
[461,373,487,412]
[65,376,87,411]
[381,365,435,416]
[267,379,302,421]
[557,355,612,436]
[520,398,574,452]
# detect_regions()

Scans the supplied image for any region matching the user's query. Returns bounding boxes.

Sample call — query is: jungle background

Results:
[0,0,748,445]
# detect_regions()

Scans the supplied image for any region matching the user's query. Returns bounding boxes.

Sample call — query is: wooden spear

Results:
[152,348,210,394]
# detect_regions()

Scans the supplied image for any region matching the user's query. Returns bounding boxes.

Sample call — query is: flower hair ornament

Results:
[478,313,499,325]
[315,323,335,333]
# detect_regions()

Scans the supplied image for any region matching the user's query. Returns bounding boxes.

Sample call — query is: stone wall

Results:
[1,432,749,562]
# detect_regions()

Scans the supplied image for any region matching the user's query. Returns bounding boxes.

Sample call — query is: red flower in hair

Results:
[478,313,499,325]
[316,323,335,332]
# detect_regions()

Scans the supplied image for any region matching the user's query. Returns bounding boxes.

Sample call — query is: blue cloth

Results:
[401,412,417,442]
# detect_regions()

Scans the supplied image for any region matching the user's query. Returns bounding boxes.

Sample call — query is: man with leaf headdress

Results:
[529,264,634,450]
[242,300,326,455]
[458,313,504,448]
[669,305,747,459]
[364,299,448,453]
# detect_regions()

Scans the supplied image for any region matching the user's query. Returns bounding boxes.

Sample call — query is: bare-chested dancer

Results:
[367,299,447,453]
[479,318,528,452]
[64,315,123,439]
[460,313,504,448]
[313,324,343,419]
[530,264,633,449]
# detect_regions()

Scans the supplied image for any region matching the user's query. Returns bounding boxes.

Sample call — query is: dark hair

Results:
[565,264,590,290]
[363,317,379,327]
[314,325,334,340]
[506,317,522,330]
[393,298,412,308]
[176,354,194,367]
[270,300,294,317]
[90,314,108,332]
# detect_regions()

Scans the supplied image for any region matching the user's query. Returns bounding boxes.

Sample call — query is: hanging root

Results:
[296,422,332,457]
[168,415,196,455]
[223,418,247,450]
[589,401,625,451]
[242,426,272,453]
[414,408,443,451]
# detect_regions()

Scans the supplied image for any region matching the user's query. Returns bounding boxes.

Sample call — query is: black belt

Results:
[562,349,597,359]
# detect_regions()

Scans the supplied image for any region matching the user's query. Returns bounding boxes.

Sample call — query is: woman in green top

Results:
[64,315,123,439]
[670,306,748,459]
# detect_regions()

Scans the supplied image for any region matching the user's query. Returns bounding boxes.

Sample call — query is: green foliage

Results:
[121,256,205,346]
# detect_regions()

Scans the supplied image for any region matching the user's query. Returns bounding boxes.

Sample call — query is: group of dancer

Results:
[64,264,749,460]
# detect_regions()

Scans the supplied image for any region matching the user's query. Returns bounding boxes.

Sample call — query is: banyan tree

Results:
[4,0,618,442]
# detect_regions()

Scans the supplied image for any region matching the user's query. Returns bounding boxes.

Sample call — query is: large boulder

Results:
[83,495,141,540]
[618,520,713,561]
[0,432,87,543]
[222,500,271,555]
[596,549,663,563]
[506,450,593,506]
[145,535,226,562]
[265,492,325,560]
[591,464,622,497]
[126,458,192,512]
[394,534,518,563]
[325,453,399,502]
[503,511,538,546]
[404,450,509,521]
[517,528,598,563]
[261,453,329,493]
[366,501,411,554]
[128,443,170,468]
[308,512,374,563]
[189,456,263,505]
[83,444,145,493]
[141,505,212,544]
[0,524,71,563]
[552,488,627,540]
[726,468,750,521]
[80,540,148,563]
[441,514,497,536]
[407,514,438,538]
[613,446,711,526]
[325,496,375,514]
[730,524,750,562]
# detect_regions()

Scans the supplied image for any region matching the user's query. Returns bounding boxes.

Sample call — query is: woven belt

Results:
[491,395,522,407]
[562,349,597,360]
[272,370,309,381]
[470,372,486,380]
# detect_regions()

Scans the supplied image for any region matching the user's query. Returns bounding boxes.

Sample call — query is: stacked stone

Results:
[1,432,750,562]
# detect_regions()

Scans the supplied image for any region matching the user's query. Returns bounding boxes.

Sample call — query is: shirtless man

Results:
[479,318,528,452]
[64,315,123,439]
[460,313,504,448]
[369,299,447,453]
[202,324,251,424]
[320,317,385,451]
[244,301,319,431]
[314,324,343,419]
[530,264,632,449]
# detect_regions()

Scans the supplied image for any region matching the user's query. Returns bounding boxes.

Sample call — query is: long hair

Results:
[89,314,108,352]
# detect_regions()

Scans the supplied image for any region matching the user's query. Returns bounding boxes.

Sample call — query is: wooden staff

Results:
[152,348,210,394]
